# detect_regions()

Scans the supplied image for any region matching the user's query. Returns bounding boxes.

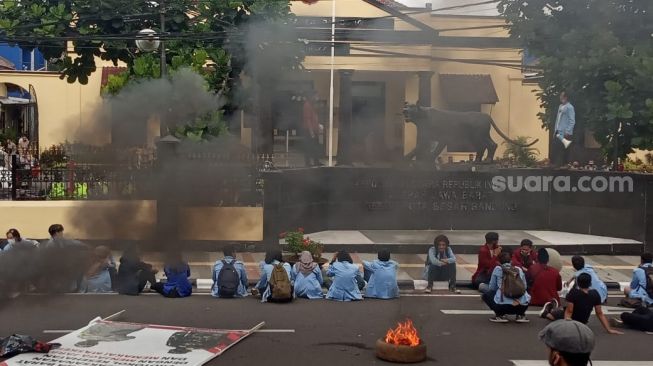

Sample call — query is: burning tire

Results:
[375,339,427,363]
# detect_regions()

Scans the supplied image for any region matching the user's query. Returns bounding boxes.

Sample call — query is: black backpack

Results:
[643,266,653,299]
[217,260,240,298]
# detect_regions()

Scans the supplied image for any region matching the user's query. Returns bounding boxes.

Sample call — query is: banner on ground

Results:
[1,319,260,366]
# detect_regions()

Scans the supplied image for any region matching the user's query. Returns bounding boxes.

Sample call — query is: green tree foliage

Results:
[498,0,653,159]
[502,136,540,167]
[0,0,301,106]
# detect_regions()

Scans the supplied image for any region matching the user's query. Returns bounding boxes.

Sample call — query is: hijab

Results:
[297,251,317,275]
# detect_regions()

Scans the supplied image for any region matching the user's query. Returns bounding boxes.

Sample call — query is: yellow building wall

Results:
[0,201,263,242]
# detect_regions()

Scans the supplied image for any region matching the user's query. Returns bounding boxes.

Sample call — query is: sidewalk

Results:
[132,251,640,291]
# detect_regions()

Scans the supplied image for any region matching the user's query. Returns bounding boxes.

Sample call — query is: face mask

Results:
[7,239,15,244]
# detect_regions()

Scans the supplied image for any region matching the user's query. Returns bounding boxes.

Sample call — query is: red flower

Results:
[301,0,319,4]
[298,227,305,233]
[279,232,287,239]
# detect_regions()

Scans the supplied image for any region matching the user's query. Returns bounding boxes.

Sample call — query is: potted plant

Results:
[280,228,326,265]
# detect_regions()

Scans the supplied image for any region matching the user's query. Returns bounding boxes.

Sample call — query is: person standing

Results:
[18,135,29,156]
[302,91,322,167]
[553,91,575,167]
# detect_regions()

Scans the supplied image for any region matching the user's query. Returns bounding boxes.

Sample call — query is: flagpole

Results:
[328,0,336,167]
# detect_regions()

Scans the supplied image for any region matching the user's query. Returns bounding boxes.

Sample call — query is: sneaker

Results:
[424,287,432,294]
[489,316,509,323]
[551,298,559,309]
[609,318,624,328]
[515,315,530,323]
[449,288,462,294]
[540,301,554,318]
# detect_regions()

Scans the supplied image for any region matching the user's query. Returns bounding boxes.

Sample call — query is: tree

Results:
[498,0,653,162]
[0,0,302,112]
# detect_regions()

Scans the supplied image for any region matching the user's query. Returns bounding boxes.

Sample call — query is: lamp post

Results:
[328,0,336,167]
[159,0,166,77]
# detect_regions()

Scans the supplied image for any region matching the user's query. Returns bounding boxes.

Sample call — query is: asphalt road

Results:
[1,294,652,366]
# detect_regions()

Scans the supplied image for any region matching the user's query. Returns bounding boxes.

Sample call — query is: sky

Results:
[397,0,501,16]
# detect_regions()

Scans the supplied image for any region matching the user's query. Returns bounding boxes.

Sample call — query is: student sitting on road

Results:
[326,251,363,302]
[569,255,608,303]
[256,249,293,303]
[292,251,324,299]
[79,246,114,293]
[2,229,39,251]
[116,246,158,296]
[482,251,531,323]
[472,232,501,292]
[612,307,653,333]
[511,239,537,271]
[526,248,562,306]
[363,249,399,299]
[151,252,192,298]
[424,235,458,293]
[212,245,248,298]
[540,273,622,335]
[539,320,595,366]
[622,252,653,307]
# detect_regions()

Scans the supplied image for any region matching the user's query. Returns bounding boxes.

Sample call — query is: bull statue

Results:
[403,104,538,163]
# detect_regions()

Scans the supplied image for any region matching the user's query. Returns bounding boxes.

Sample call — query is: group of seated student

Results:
[209,246,400,302]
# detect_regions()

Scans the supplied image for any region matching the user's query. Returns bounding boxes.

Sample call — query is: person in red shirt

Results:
[527,248,562,306]
[472,232,501,291]
[302,90,322,167]
[511,239,538,271]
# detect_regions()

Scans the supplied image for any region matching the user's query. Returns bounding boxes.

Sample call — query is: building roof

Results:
[0,55,15,70]
[439,74,499,104]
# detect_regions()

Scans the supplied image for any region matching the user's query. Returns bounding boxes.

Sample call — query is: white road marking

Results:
[512,361,651,366]
[43,329,295,334]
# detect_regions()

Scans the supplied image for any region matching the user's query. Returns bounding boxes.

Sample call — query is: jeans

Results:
[426,263,457,289]
[482,290,528,316]
[621,307,653,332]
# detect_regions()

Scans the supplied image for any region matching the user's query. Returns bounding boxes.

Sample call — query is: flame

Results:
[384,319,420,347]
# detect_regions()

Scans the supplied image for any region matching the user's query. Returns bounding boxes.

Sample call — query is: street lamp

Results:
[136,0,166,77]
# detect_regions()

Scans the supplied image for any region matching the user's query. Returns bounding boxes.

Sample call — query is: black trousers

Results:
[303,136,322,166]
[427,263,457,289]
[482,290,528,316]
[551,132,571,167]
[621,307,653,332]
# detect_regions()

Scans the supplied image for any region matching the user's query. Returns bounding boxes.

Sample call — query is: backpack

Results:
[642,266,653,299]
[501,266,526,299]
[217,260,240,298]
[269,263,292,302]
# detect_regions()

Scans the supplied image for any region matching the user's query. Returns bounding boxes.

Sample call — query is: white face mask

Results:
[7,239,15,244]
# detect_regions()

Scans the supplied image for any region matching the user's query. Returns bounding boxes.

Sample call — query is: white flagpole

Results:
[328,0,336,166]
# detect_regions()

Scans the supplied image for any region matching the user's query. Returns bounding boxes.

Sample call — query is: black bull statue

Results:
[403,105,538,163]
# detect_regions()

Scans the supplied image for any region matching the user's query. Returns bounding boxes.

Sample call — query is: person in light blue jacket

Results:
[624,252,653,306]
[553,91,576,166]
[212,245,248,298]
[482,251,531,323]
[293,251,323,299]
[256,249,293,303]
[571,256,608,303]
[79,246,114,293]
[363,250,399,299]
[326,251,363,301]
[424,235,458,293]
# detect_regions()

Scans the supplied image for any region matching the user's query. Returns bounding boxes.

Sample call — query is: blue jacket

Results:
[326,261,363,301]
[163,264,192,297]
[628,263,653,305]
[292,264,324,299]
[428,247,456,266]
[257,260,293,303]
[80,268,113,293]
[212,257,249,298]
[363,260,399,299]
[489,264,531,305]
[575,266,608,303]
[555,102,576,136]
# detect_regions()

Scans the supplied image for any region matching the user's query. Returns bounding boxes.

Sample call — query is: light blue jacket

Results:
[489,264,531,305]
[257,260,293,303]
[3,239,39,251]
[292,264,324,299]
[428,247,456,266]
[554,102,576,136]
[363,260,399,299]
[628,263,653,305]
[326,261,363,301]
[575,266,608,303]
[212,256,248,298]
[79,268,113,293]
